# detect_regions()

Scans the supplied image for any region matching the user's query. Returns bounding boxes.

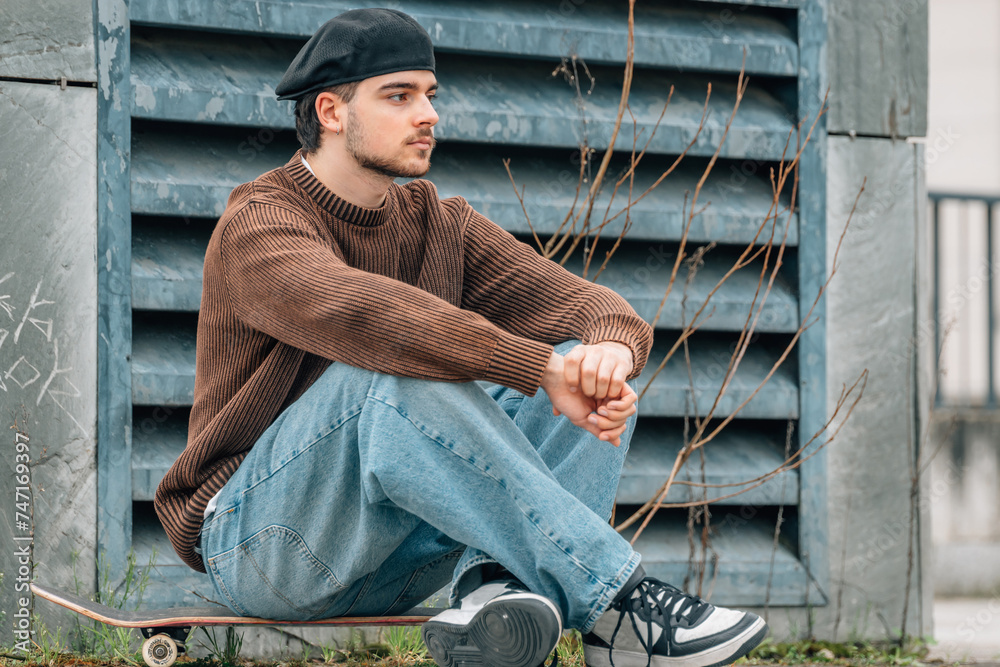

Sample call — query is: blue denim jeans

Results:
[200,339,642,633]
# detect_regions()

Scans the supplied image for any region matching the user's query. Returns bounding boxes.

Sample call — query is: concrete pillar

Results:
[0,0,98,647]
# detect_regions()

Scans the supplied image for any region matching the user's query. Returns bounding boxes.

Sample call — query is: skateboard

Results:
[31,582,439,667]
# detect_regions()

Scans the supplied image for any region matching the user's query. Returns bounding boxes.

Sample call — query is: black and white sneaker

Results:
[584,571,768,667]
[422,579,562,667]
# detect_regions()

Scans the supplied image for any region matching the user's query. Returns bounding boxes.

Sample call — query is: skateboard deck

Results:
[31,582,439,667]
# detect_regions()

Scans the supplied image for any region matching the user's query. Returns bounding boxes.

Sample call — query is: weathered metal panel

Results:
[698,0,802,7]
[0,0,97,82]
[116,0,837,617]
[132,410,186,501]
[130,320,799,419]
[129,34,797,160]
[638,337,800,419]
[619,427,799,505]
[622,515,821,606]
[0,80,98,642]
[95,0,133,590]
[129,0,798,76]
[130,130,800,245]
[793,0,831,605]
[131,220,210,311]
[131,220,800,332]
[132,505,214,605]
[131,412,798,506]
[130,318,196,406]
[827,0,928,138]
[586,247,800,333]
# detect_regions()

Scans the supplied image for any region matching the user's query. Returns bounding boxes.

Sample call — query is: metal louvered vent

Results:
[102,0,828,607]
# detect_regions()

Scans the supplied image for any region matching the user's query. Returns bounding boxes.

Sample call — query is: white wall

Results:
[927,0,1000,193]
[927,0,1000,596]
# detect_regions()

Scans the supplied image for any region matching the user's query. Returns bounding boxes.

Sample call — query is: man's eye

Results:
[390,93,407,102]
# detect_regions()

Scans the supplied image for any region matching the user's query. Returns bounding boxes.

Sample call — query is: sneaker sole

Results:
[422,596,561,667]
[584,616,768,667]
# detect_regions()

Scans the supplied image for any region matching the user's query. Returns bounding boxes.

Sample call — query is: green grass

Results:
[1,618,934,667]
[745,637,932,666]
[70,549,158,665]
[0,635,936,667]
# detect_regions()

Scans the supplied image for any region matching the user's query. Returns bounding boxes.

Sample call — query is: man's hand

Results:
[540,349,638,447]
[562,341,634,400]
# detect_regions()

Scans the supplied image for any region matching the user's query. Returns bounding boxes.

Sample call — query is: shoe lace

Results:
[607,577,710,667]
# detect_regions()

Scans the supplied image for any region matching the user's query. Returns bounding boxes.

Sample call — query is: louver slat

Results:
[128,0,797,76]
[131,318,196,406]
[132,221,210,312]
[696,0,801,7]
[618,426,798,505]
[132,502,812,608]
[132,506,214,605]
[132,412,187,501]
[622,514,813,606]
[131,215,799,332]
[131,412,796,505]
[130,34,796,160]
[131,128,799,245]
[130,319,798,419]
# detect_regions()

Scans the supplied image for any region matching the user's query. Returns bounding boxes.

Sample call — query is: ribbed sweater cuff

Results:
[585,326,647,381]
[484,334,553,396]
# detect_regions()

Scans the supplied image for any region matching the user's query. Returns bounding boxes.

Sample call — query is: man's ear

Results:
[315,91,346,135]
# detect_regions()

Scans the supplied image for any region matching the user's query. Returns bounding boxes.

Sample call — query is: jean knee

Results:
[553,339,584,354]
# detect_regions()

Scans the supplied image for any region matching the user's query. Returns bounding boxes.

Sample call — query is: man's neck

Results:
[304,149,393,209]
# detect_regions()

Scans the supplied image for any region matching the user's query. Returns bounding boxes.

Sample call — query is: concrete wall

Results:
[828,0,928,138]
[0,0,98,648]
[759,137,930,642]
[752,0,932,642]
[820,137,929,640]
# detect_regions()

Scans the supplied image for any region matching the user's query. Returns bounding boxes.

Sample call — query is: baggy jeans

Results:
[200,339,642,633]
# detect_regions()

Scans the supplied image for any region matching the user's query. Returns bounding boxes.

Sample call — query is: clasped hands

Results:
[540,341,638,447]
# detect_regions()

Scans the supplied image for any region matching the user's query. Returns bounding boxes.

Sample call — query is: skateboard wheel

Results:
[142,634,178,667]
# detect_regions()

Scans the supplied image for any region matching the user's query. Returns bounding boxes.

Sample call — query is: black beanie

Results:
[275,8,436,101]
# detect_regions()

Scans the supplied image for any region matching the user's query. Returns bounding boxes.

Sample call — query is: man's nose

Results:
[416,95,439,126]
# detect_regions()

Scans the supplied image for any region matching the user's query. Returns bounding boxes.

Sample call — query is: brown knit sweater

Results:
[155,150,654,572]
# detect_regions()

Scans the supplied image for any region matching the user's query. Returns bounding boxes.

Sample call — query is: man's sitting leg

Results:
[414,340,764,667]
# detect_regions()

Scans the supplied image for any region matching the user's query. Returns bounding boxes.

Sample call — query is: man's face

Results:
[343,70,439,179]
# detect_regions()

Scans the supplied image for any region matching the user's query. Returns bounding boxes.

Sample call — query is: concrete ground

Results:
[928,598,1000,663]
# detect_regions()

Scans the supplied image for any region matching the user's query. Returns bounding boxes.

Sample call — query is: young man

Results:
[155,9,768,667]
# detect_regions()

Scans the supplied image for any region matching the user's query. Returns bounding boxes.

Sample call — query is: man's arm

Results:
[460,206,654,385]
[217,204,555,395]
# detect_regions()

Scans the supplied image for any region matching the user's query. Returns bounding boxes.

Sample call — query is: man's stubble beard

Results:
[345,113,433,179]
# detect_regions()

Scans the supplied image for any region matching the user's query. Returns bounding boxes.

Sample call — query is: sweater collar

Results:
[285,150,394,227]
